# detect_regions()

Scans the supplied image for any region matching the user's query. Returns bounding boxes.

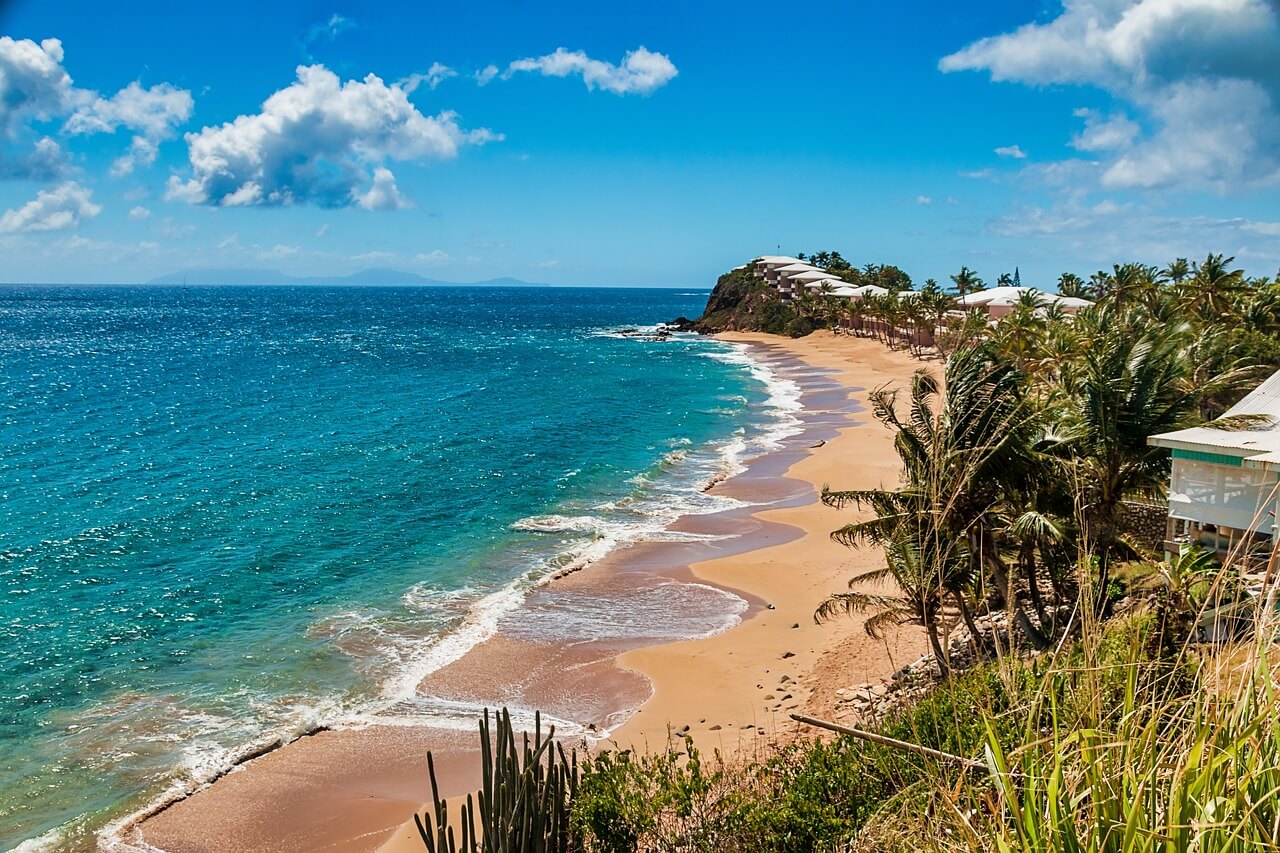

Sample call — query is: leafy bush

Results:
[784,315,818,338]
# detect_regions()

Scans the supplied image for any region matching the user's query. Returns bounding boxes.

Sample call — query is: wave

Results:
[91,334,809,853]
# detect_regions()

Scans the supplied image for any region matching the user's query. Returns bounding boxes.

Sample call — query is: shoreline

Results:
[121,330,925,853]
[607,332,928,753]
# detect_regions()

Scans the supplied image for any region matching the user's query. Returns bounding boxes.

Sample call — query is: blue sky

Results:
[0,0,1278,286]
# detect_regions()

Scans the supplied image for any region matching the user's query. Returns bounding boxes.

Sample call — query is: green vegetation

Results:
[416,708,579,853]
[420,616,1280,850]
[416,253,1280,850]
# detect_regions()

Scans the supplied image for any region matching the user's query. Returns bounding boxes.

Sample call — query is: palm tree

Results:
[993,296,1048,373]
[1105,262,1159,308]
[1179,253,1247,320]
[1056,272,1090,299]
[816,492,964,677]
[1055,306,1197,611]
[821,344,1050,672]
[919,279,952,352]
[1160,257,1191,285]
[950,266,984,297]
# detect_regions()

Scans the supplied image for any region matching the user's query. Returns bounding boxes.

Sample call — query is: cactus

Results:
[415,708,580,853]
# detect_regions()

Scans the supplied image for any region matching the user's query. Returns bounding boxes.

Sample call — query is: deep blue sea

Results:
[0,286,799,850]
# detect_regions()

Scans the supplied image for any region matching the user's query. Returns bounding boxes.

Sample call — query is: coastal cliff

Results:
[676,267,817,337]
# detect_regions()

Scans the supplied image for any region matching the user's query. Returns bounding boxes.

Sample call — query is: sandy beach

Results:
[130,330,928,853]
[608,332,928,753]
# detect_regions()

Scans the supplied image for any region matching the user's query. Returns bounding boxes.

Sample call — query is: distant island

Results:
[145,268,551,287]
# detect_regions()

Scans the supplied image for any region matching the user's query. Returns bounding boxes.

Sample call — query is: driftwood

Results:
[789,713,987,772]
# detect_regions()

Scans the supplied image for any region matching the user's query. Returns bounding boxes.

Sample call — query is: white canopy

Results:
[791,269,840,282]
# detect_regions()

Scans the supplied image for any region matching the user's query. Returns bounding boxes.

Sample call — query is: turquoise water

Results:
[0,286,795,849]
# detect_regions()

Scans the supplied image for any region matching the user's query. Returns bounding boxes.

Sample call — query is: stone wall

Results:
[1118,499,1168,553]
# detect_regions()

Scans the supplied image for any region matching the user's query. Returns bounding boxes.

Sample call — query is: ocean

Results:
[0,285,801,850]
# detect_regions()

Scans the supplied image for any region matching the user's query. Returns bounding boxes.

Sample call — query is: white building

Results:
[1148,369,1280,562]
[749,257,836,300]
[955,286,1092,318]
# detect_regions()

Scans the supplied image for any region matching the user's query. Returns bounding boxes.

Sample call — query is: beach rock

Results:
[781,651,796,659]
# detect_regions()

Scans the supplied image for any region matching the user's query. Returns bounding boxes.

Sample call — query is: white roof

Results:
[960,286,1093,309]
[791,269,839,282]
[775,263,825,274]
[832,286,859,297]
[846,284,889,297]
[1150,368,1280,466]
[753,256,803,265]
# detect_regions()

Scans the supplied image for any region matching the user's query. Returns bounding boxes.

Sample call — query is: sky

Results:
[0,0,1278,287]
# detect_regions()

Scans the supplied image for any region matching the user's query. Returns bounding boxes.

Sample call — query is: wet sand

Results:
[130,331,927,853]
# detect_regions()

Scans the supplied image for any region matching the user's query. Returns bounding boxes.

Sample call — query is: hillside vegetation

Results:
[418,252,1280,852]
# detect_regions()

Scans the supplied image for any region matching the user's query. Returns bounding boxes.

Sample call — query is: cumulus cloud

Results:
[167,64,500,209]
[995,144,1027,159]
[0,36,192,179]
[916,195,933,205]
[0,37,72,134]
[1070,107,1140,152]
[400,63,458,93]
[504,47,677,95]
[356,166,410,210]
[475,65,500,86]
[66,81,194,175]
[941,0,1280,190]
[129,205,150,219]
[0,181,100,233]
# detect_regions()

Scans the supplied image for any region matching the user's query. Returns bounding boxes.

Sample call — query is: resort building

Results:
[751,256,837,300]
[1148,368,1280,564]
[955,286,1092,317]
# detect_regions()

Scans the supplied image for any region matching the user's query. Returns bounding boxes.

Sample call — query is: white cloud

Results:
[505,46,677,95]
[356,166,410,210]
[1070,107,1140,152]
[168,65,500,208]
[0,37,192,179]
[0,181,100,233]
[259,243,300,259]
[995,144,1027,159]
[316,223,329,237]
[987,199,1280,274]
[0,37,72,134]
[303,13,354,48]
[475,65,500,86]
[414,249,449,264]
[400,63,458,92]
[129,205,151,219]
[941,0,1280,190]
[535,259,560,269]
[67,81,193,176]
[960,168,995,179]
[915,195,933,205]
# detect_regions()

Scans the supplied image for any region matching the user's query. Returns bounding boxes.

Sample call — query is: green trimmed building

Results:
[1149,370,1280,563]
